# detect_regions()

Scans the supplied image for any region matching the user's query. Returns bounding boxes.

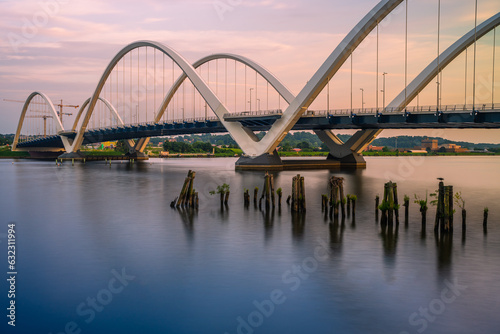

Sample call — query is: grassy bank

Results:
[0,147,30,158]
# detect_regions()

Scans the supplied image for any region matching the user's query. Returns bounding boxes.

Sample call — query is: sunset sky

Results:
[1,0,499,143]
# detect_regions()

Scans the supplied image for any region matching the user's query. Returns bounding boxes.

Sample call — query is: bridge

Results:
[11,0,500,169]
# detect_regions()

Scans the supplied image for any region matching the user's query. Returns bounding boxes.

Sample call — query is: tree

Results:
[114,140,128,153]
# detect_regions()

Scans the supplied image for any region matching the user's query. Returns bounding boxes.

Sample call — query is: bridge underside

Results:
[15,109,500,169]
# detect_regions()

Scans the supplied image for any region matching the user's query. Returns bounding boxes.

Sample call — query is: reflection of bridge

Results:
[11,0,500,169]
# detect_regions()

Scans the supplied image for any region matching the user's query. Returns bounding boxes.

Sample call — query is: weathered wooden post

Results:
[339,180,346,218]
[322,194,328,212]
[277,188,282,207]
[254,187,259,205]
[483,207,489,233]
[224,190,230,205]
[421,205,427,232]
[403,195,410,226]
[270,174,276,208]
[351,195,357,217]
[300,176,306,212]
[291,174,306,213]
[176,171,191,207]
[447,186,454,233]
[462,208,466,235]
[346,194,351,215]
[375,195,379,216]
[393,183,400,226]
[286,195,291,206]
[185,171,196,207]
[387,183,394,227]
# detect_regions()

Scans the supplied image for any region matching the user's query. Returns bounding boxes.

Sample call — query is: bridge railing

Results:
[309,103,499,116]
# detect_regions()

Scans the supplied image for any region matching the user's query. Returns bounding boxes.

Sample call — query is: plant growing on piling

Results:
[414,193,428,210]
[209,183,230,195]
[210,183,230,205]
[454,191,465,210]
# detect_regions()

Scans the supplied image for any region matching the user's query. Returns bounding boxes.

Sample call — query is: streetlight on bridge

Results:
[249,88,254,112]
[360,88,365,112]
[382,72,388,112]
[257,98,261,112]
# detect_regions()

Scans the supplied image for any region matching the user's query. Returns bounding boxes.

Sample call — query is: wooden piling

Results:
[462,209,466,234]
[339,182,345,218]
[291,174,306,213]
[277,188,282,207]
[375,195,379,215]
[224,191,230,205]
[351,195,357,216]
[387,183,394,227]
[254,187,259,205]
[393,183,400,226]
[270,174,276,208]
[483,208,489,233]
[403,195,410,226]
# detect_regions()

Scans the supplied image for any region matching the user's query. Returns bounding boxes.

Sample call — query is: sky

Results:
[1,0,499,143]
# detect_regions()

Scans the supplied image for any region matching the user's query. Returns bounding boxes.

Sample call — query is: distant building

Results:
[366,145,384,151]
[421,138,438,151]
[291,148,302,152]
[439,144,469,153]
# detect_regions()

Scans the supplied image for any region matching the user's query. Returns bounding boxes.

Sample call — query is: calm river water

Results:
[1,156,499,334]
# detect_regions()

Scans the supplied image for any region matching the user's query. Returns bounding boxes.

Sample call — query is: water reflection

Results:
[329,218,345,254]
[261,207,275,241]
[291,212,306,240]
[435,232,453,275]
[174,206,197,239]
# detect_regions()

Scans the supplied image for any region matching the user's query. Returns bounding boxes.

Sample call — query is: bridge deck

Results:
[16,109,500,149]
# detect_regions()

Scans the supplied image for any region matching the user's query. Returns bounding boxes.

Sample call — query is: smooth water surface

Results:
[1,156,499,334]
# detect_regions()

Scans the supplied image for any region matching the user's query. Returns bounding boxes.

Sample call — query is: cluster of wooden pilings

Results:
[171,170,199,209]
[322,177,357,220]
[259,172,276,210]
[291,174,306,213]
[379,181,400,228]
[434,181,454,235]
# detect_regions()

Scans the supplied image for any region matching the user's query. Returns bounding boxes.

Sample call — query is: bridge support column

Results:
[315,129,383,167]
[235,150,283,170]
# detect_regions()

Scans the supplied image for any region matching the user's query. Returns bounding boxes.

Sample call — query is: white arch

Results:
[387,12,500,111]
[133,53,295,153]
[72,96,127,131]
[72,96,135,152]
[69,40,257,154]
[12,91,67,151]
[246,0,404,156]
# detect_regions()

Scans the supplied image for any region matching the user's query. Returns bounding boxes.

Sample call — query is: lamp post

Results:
[382,72,388,112]
[360,88,365,112]
[249,88,254,112]
[257,98,261,112]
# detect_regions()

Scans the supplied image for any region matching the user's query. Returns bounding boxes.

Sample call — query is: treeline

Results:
[0,134,14,146]
[162,141,239,155]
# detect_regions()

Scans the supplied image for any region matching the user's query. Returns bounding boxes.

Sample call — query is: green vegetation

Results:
[0,146,29,157]
[454,191,465,210]
[209,183,230,195]
[414,193,429,210]
[0,134,14,146]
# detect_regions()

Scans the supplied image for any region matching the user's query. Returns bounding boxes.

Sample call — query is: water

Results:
[1,156,499,334]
